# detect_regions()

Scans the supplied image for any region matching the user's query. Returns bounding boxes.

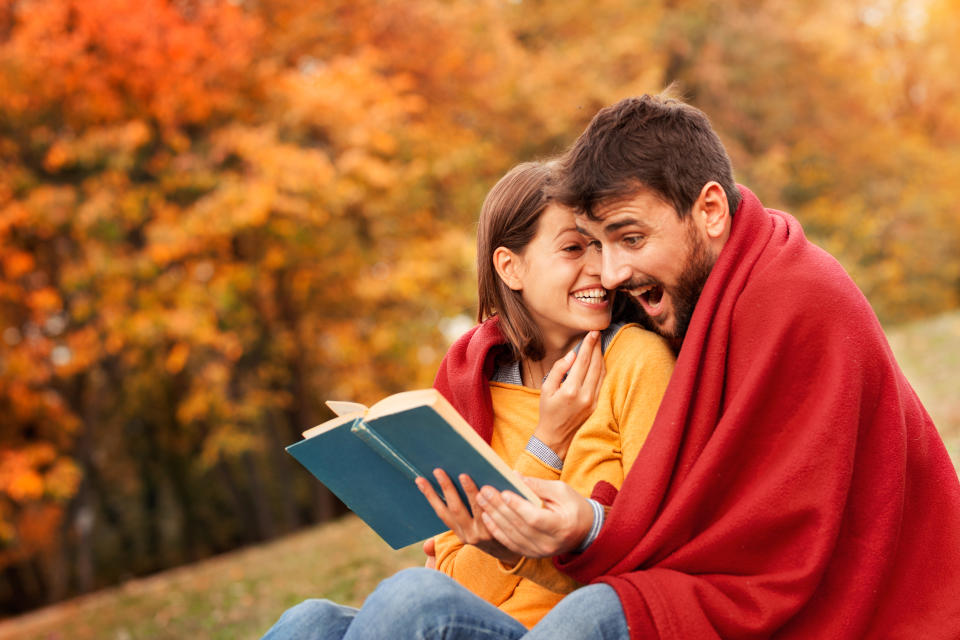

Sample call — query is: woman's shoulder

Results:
[603,323,676,368]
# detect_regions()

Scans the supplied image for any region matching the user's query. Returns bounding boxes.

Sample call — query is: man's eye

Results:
[588,240,602,252]
[623,235,643,247]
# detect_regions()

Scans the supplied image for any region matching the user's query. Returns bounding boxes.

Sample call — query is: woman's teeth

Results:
[574,288,607,304]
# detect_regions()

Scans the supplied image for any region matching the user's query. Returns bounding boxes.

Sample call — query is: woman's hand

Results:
[415,469,521,566]
[423,537,437,569]
[534,330,606,460]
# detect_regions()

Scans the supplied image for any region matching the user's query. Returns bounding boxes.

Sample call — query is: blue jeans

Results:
[261,567,629,639]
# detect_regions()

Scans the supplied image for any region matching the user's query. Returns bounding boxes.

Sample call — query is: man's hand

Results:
[477,476,594,558]
[415,470,521,565]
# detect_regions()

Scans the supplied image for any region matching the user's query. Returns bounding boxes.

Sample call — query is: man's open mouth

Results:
[627,284,665,316]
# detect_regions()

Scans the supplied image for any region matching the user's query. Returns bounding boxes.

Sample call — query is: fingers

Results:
[478,494,539,555]
[580,336,605,407]
[417,471,488,542]
[479,486,547,537]
[433,469,471,518]
[542,349,576,394]
[423,537,436,557]
[422,536,437,569]
[416,476,452,523]
[458,473,483,519]
[563,331,600,389]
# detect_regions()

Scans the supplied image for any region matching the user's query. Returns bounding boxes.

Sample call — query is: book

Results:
[286,388,541,549]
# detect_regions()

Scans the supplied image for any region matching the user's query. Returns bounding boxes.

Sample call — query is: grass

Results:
[0,517,424,640]
[1,310,957,640]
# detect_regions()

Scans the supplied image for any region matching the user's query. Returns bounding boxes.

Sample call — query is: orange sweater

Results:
[433,324,675,628]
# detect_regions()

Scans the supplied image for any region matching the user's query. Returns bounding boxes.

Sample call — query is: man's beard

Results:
[630,224,716,353]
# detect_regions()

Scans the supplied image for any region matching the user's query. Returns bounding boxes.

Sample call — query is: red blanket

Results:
[433,317,506,444]
[556,186,960,637]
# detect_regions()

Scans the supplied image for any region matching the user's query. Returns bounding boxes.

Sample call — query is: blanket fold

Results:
[556,186,960,638]
[433,317,507,443]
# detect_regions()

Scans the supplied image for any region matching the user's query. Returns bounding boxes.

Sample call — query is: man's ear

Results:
[493,246,524,291]
[694,181,731,242]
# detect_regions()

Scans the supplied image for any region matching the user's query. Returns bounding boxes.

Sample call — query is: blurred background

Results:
[1,0,958,634]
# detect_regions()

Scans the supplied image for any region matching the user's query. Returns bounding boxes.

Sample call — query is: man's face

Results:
[576,188,719,351]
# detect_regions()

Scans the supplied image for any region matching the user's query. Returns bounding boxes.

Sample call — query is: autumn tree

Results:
[1,0,958,614]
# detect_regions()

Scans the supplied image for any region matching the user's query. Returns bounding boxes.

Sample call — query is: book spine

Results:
[350,421,424,483]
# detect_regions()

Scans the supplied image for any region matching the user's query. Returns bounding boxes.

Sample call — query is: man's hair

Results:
[477,161,553,361]
[552,93,741,219]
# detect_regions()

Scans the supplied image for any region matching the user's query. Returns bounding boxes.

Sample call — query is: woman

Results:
[261,162,675,638]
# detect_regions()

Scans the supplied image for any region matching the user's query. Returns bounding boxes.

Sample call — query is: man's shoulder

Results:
[743,231,870,319]
[730,235,884,357]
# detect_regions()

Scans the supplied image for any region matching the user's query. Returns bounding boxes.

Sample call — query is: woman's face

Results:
[502,204,612,351]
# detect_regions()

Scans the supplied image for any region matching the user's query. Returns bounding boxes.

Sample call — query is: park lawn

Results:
[0,516,424,640]
[0,311,957,640]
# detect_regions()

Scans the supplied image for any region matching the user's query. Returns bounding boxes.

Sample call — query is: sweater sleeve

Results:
[497,555,581,594]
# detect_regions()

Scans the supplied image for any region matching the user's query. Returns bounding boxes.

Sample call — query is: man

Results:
[476,94,960,637]
[264,94,960,639]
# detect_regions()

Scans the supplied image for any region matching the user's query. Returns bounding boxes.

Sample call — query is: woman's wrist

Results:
[529,429,569,462]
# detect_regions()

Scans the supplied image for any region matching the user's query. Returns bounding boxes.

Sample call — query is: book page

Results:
[366,389,438,418]
[301,413,360,439]
[326,400,369,417]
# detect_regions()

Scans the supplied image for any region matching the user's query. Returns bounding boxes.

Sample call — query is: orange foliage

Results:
[0,0,260,128]
[0,0,958,608]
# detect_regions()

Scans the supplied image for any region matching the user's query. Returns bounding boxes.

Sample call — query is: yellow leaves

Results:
[209,125,338,210]
[43,458,82,500]
[199,427,261,469]
[354,227,475,305]
[166,342,190,374]
[338,149,399,191]
[23,185,77,236]
[43,120,153,175]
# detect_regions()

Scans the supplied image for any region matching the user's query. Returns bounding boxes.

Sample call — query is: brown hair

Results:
[477,162,553,362]
[552,92,741,219]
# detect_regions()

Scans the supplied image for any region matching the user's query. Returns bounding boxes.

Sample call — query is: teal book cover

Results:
[286,389,538,550]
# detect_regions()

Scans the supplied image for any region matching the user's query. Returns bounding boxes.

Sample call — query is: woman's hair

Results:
[476,162,553,362]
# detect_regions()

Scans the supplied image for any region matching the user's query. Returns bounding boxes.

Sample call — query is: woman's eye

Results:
[562,244,584,253]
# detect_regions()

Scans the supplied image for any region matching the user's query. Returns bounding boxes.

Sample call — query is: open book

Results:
[286,388,541,549]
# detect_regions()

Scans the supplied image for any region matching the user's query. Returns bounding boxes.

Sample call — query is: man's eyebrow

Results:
[604,217,648,233]
[574,223,596,238]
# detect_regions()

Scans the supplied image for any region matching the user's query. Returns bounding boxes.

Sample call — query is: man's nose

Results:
[600,249,632,290]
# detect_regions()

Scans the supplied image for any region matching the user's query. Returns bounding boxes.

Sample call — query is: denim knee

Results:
[261,598,356,640]
[528,583,628,639]
[366,567,462,610]
[349,568,527,640]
